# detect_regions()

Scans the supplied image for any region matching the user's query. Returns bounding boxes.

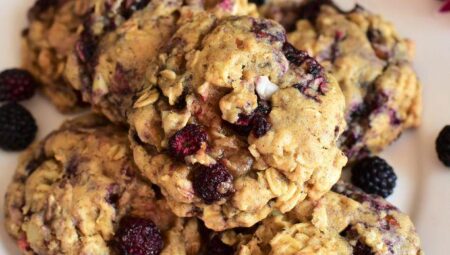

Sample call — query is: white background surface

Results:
[0,0,449,254]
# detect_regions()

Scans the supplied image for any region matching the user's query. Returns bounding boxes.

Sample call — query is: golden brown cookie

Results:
[4,114,202,255]
[221,182,423,255]
[287,3,422,161]
[130,13,347,231]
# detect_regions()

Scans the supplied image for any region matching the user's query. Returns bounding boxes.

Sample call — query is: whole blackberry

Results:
[436,125,450,167]
[0,103,37,151]
[193,163,234,204]
[0,69,37,102]
[351,156,397,198]
[115,216,163,255]
[168,124,208,159]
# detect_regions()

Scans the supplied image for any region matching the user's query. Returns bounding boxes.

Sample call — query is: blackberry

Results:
[436,125,450,167]
[168,124,208,159]
[193,163,234,204]
[251,115,271,138]
[115,216,163,255]
[0,69,37,102]
[231,101,272,137]
[0,103,37,151]
[351,156,397,198]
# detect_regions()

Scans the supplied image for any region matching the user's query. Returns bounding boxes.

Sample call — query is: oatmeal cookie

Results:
[130,14,347,231]
[4,114,202,255]
[66,0,257,123]
[227,182,423,255]
[22,0,154,112]
[287,3,422,161]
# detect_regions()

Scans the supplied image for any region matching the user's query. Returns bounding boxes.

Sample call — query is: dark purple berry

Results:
[252,115,271,138]
[436,125,450,167]
[0,103,37,151]
[282,42,309,66]
[230,101,272,137]
[0,69,37,102]
[304,58,324,77]
[193,163,234,204]
[205,235,234,255]
[168,124,208,159]
[115,216,163,255]
[351,156,397,198]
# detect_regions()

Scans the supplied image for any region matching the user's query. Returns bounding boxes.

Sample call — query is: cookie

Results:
[130,13,347,231]
[224,182,423,255]
[22,0,159,112]
[4,114,202,255]
[66,0,257,123]
[287,3,422,161]
[22,0,91,112]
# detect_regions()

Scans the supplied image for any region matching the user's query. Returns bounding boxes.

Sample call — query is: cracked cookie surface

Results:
[287,4,422,161]
[4,114,202,255]
[130,13,347,231]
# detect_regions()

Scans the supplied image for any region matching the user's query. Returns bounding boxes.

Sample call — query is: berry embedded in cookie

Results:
[286,2,422,162]
[115,216,163,255]
[169,124,209,159]
[66,0,258,123]
[130,14,347,231]
[23,0,158,112]
[4,114,203,255]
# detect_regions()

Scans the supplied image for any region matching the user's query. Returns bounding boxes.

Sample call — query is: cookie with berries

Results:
[4,114,202,255]
[130,13,347,231]
[286,2,422,161]
[65,0,257,123]
[22,0,159,112]
[219,182,423,255]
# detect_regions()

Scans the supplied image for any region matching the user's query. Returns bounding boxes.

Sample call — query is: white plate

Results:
[0,0,449,254]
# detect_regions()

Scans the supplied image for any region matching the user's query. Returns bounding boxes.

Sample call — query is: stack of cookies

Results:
[4,0,424,254]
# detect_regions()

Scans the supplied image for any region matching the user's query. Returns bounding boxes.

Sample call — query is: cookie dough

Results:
[4,114,202,255]
[287,3,422,161]
[130,13,347,231]
[228,182,423,255]
[66,0,257,123]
